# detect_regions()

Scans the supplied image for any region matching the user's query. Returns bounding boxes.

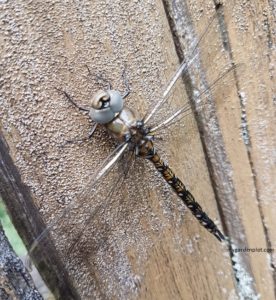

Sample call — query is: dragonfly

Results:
[28,8,240,261]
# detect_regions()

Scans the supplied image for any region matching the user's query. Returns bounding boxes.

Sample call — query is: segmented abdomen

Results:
[146,145,224,242]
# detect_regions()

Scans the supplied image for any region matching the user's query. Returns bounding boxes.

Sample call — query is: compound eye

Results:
[91,90,110,109]
[89,89,124,124]
[107,90,123,113]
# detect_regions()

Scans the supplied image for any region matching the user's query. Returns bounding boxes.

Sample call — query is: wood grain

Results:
[0,0,274,299]
[0,223,43,299]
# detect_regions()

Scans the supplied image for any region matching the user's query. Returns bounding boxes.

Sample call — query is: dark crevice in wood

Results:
[0,133,80,300]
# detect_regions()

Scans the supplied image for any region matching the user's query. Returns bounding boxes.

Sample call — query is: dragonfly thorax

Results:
[89,89,153,150]
[105,105,152,151]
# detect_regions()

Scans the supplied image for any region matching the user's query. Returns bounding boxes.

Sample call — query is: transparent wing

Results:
[65,149,136,256]
[143,10,218,124]
[150,63,243,133]
[144,4,238,127]
[27,141,128,261]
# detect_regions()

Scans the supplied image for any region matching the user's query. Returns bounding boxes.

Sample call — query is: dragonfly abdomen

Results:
[144,143,225,242]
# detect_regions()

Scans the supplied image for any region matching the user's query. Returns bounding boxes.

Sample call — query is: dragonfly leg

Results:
[121,67,130,99]
[55,88,89,112]
[85,65,112,90]
[63,123,98,146]
[86,64,130,97]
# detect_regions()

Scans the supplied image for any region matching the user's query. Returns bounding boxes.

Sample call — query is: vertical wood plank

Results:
[0,223,42,299]
[225,1,276,297]
[162,0,275,299]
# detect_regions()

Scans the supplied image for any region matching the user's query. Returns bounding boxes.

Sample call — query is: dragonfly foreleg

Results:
[86,64,130,98]
[86,65,113,90]
[121,66,130,99]
[56,88,90,112]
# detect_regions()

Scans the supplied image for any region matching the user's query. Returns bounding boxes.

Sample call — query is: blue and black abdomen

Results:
[142,142,225,242]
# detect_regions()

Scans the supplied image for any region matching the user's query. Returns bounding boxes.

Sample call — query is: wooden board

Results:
[164,0,276,299]
[0,0,274,299]
[0,223,43,299]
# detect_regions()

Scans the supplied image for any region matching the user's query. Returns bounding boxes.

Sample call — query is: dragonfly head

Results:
[89,90,124,124]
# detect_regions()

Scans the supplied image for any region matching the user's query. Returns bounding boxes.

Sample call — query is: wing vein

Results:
[27,142,128,260]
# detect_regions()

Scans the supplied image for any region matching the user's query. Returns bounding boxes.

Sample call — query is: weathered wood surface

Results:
[0,137,79,299]
[0,0,274,299]
[0,223,42,299]
[164,1,276,299]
